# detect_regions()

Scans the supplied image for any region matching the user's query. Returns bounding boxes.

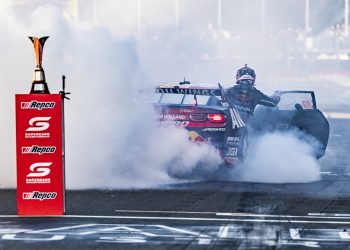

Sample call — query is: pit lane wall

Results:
[15,94,64,215]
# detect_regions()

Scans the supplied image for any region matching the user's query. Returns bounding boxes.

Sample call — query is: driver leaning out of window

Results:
[226,64,281,123]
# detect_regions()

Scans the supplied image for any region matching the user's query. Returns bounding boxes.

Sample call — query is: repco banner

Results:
[16,94,64,215]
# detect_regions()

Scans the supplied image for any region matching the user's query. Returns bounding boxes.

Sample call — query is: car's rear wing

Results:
[156,86,221,96]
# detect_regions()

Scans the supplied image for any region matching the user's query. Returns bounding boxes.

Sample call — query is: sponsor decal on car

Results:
[189,131,208,143]
[226,147,238,157]
[21,101,55,110]
[22,191,57,200]
[156,88,220,96]
[202,127,226,132]
[25,117,51,139]
[229,109,245,128]
[180,109,193,113]
[158,121,189,127]
[159,114,186,120]
[22,145,56,155]
[227,136,240,145]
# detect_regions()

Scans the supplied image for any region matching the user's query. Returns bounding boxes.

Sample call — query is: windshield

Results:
[159,93,184,104]
[157,93,210,105]
[182,95,210,105]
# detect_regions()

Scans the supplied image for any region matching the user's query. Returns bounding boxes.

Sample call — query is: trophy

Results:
[29,36,50,94]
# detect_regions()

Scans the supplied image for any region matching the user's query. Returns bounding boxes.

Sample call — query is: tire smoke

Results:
[235,131,321,183]
[0,3,222,189]
[0,1,337,188]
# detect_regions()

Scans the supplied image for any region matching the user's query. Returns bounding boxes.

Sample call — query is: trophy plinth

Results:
[29,36,50,94]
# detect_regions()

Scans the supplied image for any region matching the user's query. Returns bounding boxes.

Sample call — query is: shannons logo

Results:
[22,145,56,155]
[21,101,55,110]
[25,117,51,132]
[22,191,57,201]
[26,162,52,177]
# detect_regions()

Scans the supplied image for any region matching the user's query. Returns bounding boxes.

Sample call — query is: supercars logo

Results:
[26,117,51,132]
[22,145,56,155]
[22,191,57,201]
[25,117,51,138]
[26,162,52,177]
[21,101,55,110]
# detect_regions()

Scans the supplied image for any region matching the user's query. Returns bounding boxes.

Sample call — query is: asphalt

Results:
[0,118,349,249]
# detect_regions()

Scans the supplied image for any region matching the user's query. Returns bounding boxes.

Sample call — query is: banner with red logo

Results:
[16,94,64,215]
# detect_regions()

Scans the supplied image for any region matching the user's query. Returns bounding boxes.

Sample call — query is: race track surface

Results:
[0,119,349,249]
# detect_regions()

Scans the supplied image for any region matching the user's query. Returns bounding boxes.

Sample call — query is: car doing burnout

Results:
[153,82,329,165]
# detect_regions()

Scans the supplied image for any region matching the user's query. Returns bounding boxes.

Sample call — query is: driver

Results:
[227,64,280,123]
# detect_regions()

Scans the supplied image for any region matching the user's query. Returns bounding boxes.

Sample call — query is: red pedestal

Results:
[15,94,65,215]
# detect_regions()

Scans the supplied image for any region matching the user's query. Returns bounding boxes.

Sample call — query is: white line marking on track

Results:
[115,209,214,215]
[215,212,350,220]
[97,237,146,243]
[3,212,350,221]
[0,229,29,234]
[53,215,350,225]
[100,226,157,237]
[155,225,209,237]
[2,234,65,241]
[308,213,350,217]
[218,226,229,238]
[198,238,211,244]
[339,231,350,239]
[30,224,97,233]
[115,210,350,220]
[289,228,301,240]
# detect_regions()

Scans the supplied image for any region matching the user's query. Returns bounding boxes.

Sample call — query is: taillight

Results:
[207,113,226,123]
[189,114,206,121]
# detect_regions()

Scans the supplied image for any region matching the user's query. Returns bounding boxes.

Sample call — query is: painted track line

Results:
[3,211,350,221]
[115,210,350,220]
[309,213,350,217]
[218,226,229,238]
[30,224,97,233]
[0,214,345,225]
[63,215,350,225]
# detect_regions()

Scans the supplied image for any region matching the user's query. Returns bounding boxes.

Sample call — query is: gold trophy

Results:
[29,36,50,94]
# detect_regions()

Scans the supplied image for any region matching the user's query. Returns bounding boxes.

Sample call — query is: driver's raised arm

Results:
[256,90,280,107]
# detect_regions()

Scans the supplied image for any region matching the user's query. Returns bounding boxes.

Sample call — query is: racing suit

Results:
[226,83,279,123]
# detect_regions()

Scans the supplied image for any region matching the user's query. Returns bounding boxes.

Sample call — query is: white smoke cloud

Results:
[0,2,222,189]
[0,0,343,189]
[236,131,321,183]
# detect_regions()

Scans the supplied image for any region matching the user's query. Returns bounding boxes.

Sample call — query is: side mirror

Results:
[295,103,303,111]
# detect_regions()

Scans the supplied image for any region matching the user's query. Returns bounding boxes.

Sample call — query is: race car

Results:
[154,81,329,165]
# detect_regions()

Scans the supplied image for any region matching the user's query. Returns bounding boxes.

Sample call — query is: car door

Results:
[250,91,330,159]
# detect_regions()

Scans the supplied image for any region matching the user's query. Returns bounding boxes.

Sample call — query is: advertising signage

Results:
[16,94,65,215]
